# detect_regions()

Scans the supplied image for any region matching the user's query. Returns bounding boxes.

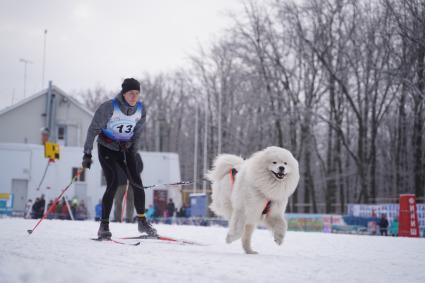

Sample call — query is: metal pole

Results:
[218,87,222,155]
[42,29,47,88]
[155,113,160,151]
[19,58,32,98]
[47,81,53,136]
[193,106,198,194]
[64,196,75,221]
[202,93,208,194]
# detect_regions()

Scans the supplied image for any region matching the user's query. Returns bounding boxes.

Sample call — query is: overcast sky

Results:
[0,0,243,109]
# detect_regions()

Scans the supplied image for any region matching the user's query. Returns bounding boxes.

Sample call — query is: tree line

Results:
[77,0,425,213]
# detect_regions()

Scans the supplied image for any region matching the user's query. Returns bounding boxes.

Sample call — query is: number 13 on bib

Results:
[101,99,143,142]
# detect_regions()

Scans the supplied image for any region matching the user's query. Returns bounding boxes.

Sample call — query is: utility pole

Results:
[202,93,208,194]
[42,29,47,88]
[193,106,199,194]
[218,87,222,155]
[155,113,160,151]
[19,58,32,98]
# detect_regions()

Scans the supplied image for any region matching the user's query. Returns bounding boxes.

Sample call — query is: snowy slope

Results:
[0,218,424,283]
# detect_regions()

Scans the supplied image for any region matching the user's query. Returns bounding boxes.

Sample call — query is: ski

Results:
[118,235,205,246]
[91,237,141,246]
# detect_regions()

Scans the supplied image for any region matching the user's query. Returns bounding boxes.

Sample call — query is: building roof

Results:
[0,84,94,117]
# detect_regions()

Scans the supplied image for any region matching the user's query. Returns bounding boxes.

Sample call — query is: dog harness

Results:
[229,168,238,186]
[101,99,143,141]
[229,168,271,215]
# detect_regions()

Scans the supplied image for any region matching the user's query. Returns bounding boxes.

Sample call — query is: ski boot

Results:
[137,216,157,237]
[98,220,112,239]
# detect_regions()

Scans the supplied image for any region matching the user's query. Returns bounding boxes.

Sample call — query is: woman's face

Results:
[123,90,140,106]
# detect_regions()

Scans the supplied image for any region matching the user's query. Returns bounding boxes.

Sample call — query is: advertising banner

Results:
[0,193,13,215]
[398,194,420,237]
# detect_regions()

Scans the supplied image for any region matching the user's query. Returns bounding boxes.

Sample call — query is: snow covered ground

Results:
[1,218,424,283]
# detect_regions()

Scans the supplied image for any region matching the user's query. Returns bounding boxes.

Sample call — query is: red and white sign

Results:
[398,194,420,237]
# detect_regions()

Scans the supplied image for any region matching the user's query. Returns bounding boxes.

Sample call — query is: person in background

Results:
[24,199,33,219]
[184,204,191,218]
[47,200,55,219]
[38,194,46,219]
[166,198,176,218]
[379,214,389,236]
[177,205,185,218]
[146,204,156,220]
[82,78,156,239]
[31,195,45,219]
[178,203,190,218]
[31,197,40,219]
[76,200,88,220]
[60,198,70,220]
[389,216,399,237]
[71,196,79,218]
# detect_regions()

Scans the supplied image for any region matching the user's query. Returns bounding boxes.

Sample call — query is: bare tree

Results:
[76,86,113,112]
[385,0,425,200]
[75,0,425,211]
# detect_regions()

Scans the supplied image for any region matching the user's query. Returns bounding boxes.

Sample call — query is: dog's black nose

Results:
[279,166,285,172]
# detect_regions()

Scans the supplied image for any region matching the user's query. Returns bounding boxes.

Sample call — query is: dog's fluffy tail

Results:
[206,154,244,182]
[206,154,244,219]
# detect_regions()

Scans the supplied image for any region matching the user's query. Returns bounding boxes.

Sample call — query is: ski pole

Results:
[119,147,194,190]
[27,167,84,235]
[121,181,129,222]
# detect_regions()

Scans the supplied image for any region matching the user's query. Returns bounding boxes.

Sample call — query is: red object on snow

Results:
[398,194,420,237]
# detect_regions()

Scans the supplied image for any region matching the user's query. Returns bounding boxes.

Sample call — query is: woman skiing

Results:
[82,78,157,239]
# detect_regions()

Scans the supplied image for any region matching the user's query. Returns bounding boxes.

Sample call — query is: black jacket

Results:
[379,218,389,229]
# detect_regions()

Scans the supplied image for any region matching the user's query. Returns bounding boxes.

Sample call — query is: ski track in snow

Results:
[0,218,424,283]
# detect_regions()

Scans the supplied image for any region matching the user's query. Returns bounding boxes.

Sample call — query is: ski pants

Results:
[98,143,145,221]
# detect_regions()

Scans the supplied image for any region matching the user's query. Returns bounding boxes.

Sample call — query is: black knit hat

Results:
[121,78,140,94]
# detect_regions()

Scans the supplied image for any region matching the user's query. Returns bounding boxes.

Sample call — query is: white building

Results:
[0,84,182,218]
[0,83,92,146]
[0,143,181,219]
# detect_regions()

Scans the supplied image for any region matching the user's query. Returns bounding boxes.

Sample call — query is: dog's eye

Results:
[272,161,277,164]
[284,162,287,165]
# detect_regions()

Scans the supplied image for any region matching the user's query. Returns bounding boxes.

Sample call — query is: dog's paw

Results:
[274,232,284,245]
[226,233,238,243]
[244,249,259,255]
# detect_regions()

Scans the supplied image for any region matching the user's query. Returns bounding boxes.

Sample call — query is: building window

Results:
[57,125,67,146]
[58,127,65,139]
[72,167,85,182]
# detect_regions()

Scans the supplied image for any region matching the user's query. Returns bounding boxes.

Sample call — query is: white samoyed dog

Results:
[206,146,299,254]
